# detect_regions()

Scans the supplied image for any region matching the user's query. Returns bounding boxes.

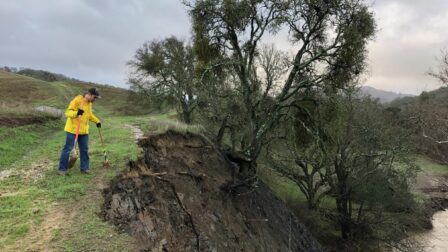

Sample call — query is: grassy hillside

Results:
[0,68,195,250]
[0,70,154,170]
[0,70,149,116]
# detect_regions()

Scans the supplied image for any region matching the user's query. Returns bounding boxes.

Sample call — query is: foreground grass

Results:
[0,114,149,251]
[0,119,60,169]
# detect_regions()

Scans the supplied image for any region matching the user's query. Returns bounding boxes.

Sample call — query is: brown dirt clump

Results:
[101,130,322,251]
[0,115,57,127]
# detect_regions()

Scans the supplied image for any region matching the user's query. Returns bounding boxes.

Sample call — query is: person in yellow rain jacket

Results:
[58,88,101,175]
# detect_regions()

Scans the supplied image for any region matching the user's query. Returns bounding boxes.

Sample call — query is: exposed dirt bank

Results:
[0,114,58,127]
[101,130,322,251]
[415,173,448,216]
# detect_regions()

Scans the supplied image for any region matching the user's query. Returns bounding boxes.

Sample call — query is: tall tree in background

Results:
[271,91,418,241]
[266,90,331,210]
[128,37,197,123]
[320,94,418,240]
[186,0,375,178]
[403,50,448,162]
[428,50,448,85]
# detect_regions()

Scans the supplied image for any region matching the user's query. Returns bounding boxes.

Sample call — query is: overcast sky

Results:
[1,0,447,94]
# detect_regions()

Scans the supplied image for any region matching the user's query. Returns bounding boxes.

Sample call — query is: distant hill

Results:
[1,66,82,83]
[16,68,82,82]
[388,86,448,163]
[360,86,414,103]
[390,86,448,108]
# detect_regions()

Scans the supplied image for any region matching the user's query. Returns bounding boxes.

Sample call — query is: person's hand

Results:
[77,109,84,116]
[96,123,101,128]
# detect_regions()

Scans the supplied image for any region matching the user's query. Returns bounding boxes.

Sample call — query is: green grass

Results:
[0,119,61,169]
[257,164,341,243]
[416,155,448,175]
[140,112,205,135]
[51,115,142,251]
[258,165,306,205]
[0,186,47,245]
[0,113,149,250]
[57,194,134,252]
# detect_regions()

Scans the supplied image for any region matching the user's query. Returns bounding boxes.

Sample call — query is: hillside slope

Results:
[360,86,414,103]
[390,86,448,107]
[0,70,148,116]
[389,87,448,163]
[102,130,322,251]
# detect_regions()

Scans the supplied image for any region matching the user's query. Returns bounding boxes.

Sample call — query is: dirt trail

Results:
[28,123,144,251]
[2,202,65,252]
[20,169,113,251]
[0,159,52,182]
[0,158,64,251]
[25,202,66,251]
[102,130,322,251]
[0,159,54,202]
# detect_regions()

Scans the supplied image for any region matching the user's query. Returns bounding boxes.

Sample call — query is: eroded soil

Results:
[101,130,322,251]
[0,115,57,127]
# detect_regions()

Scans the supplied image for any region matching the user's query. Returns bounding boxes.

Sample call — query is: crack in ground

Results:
[124,124,144,143]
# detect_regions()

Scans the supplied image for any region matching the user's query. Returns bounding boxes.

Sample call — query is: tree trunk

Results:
[224,150,256,180]
[183,112,192,124]
[336,197,351,240]
[216,116,228,147]
[307,190,317,210]
[180,100,192,124]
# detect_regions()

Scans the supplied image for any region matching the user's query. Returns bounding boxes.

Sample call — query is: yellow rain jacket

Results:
[64,95,100,135]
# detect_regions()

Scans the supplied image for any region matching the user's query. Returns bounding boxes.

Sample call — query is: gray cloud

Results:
[1,0,447,94]
[366,0,448,94]
[0,0,191,87]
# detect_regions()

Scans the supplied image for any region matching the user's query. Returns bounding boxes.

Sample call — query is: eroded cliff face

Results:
[101,130,322,251]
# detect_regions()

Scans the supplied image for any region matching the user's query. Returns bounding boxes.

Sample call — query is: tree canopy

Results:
[186,0,376,177]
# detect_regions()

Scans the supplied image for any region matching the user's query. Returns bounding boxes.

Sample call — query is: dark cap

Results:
[87,87,101,98]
